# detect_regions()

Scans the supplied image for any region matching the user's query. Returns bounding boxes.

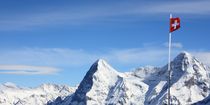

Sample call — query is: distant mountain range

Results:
[1,52,210,105]
[0,82,75,105]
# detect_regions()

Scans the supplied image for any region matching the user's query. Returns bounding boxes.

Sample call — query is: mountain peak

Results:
[174,51,192,61]
[90,59,119,75]
[94,59,111,68]
[95,58,107,64]
[180,51,191,56]
[172,51,195,71]
[69,59,121,104]
[47,52,210,105]
[171,51,208,73]
[170,51,208,77]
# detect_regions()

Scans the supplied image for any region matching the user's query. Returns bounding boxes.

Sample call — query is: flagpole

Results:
[168,13,172,105]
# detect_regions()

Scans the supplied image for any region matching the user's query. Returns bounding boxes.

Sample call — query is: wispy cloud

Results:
[148,1,210,15]
[1,47,210,74]
[0,47,182,70]
[105,48,169,66]
[0,65,59,75]
[0,48,98,67]
[0,1,209,30]
[163,42,183,49]
[192,51,210,66]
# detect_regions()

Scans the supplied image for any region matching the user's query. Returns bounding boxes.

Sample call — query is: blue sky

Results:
[0,0,210,87]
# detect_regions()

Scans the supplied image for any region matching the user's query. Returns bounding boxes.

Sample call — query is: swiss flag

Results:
[170,17,180,32]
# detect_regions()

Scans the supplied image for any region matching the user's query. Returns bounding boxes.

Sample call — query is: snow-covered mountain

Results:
[1,51,210,105]
[49,52,210,105]
[193,94,210,105]
[0,82,75,105]
[48,59,148,105]
[137,52,210,105]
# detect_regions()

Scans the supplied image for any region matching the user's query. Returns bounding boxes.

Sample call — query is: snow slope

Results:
[135,52,210,105]
[50,52,210,105]
[0,83,75,105]
[49,59,148,105]
[193,94,210,105]
[1,51,210,105]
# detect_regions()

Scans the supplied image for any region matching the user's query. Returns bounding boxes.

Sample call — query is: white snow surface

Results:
[0,83,75,105]
[140,51,210,105]
[54,59,148,105]
[1,52,210,105]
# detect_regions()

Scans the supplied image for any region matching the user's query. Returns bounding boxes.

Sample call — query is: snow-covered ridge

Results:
[48,58,148,105]
[1,52,210,105]
[0,83,75,105]
[140,51,210,105]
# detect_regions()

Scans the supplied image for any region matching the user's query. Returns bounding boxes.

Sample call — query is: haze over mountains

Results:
[1,52,210,105]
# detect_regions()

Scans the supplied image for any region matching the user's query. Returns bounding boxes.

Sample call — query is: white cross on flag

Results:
[170,17,180,32]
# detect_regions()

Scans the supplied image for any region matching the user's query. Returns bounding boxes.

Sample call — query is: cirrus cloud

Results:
[0,65,59,75]
[192,52,210,66]
[1,46,210,75]
[0,1,210,30]
[163,42,183,49]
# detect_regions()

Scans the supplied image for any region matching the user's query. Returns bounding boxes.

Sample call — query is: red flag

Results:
[170,17,180,32]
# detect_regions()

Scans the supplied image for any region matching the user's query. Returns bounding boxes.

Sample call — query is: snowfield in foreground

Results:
[1,52,210,105]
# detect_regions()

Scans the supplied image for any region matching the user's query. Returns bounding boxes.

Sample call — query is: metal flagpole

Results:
[168,13,172,105]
